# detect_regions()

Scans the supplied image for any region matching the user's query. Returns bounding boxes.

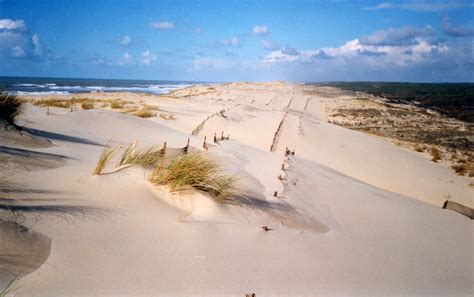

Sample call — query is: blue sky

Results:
[0,0,473,82]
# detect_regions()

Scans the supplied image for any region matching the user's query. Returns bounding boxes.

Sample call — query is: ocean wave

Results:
[14,91,70,95]
[11,82,192,95]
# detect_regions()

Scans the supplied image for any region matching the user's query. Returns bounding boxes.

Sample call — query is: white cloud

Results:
[359,26,435,46]
[0,19,26,30]
[121,35,131,46]
[140,50,157,65]
[221,37,241,47]
[252,25,269,35]
[441,17,474,37]
[150,22,175,30]
[263,50,300,63]
[11,45,25,57]
[0,30,28,58]
[264,28,449,69]
[194,57,235,70]
[116,52,132,65]
[260,39,280,50]
[32,33,42,56]
[364,1,474,11]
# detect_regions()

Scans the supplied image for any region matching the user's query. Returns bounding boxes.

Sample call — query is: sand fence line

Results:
[191,104,240,136]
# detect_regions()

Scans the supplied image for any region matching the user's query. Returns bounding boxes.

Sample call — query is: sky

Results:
[0,0,473,82]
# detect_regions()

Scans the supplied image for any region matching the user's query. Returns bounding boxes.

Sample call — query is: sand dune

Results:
[1,82,472,295]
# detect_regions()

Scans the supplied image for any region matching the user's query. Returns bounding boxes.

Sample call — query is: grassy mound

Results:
[94,141,238,202]
[0,91,24,125]
[148,152,238,202]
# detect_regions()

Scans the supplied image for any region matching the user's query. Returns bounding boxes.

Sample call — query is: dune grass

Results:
[97,141,239,201]
[81,102,94,110]
[32,97,97,109]
[0,91,24,125]
[117,143,164,167]
[93,145,116,175]
[148,152,238,202]
[430,147,442,162]
[110,101,123,109]
[131,106,156,118]
[159,113,176,120]
[452,162,474,177]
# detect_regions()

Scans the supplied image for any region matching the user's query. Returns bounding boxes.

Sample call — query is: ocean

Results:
[0,77,202,95]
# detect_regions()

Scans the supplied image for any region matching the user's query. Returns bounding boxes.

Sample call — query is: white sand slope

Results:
[1,82,472,295]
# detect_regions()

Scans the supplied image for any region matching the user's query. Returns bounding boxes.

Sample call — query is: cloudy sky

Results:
[0,0,473,82]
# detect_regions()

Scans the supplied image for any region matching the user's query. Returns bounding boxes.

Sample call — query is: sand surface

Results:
[1,82,472,295]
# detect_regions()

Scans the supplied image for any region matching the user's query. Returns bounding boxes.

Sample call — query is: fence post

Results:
[183,138,190,153]
[160,141,167,155]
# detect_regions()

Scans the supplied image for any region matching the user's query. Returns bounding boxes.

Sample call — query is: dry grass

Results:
[0,91,24,125]
[117,143,164,167]
[451,162,474,177]
[430,147,442,162]
[81,102,94,110]
[93,145,115,175]
[117,142,137,167]
[110,100,124,109]
[414,144,426,152]
[159,113,176,120]
[131,106,156,118]
[148,152,238,202]
[101,141,239,201]
[32,97,97,108]
[107,99,133,109]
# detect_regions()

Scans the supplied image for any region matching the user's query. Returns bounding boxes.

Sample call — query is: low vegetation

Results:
[117,143,163,167]
[80,102,94,110]
[95,141,238,201]
[414,144,426,152]
[148,152,238,202]
[32,97,96,108]
[93,145,116,175]
[159,113,176,120]
[430,147,442,163]
[329,82,474,123]
[0,91,24,125]
[130,106,156,118]
[110,101,123,109]
[451,162,474,177]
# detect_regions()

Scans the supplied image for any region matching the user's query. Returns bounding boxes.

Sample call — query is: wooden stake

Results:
[183,138,190,153]
[203,136,207,148]
[213,133,217,143]
[221,131,224,140]
[160,141,167,155]
[46,106,50,115]
[273,191,277,197]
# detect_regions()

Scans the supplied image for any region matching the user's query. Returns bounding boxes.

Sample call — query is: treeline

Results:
[326,82,474,123]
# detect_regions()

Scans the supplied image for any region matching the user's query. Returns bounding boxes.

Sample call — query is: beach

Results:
[1,81,472,295]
